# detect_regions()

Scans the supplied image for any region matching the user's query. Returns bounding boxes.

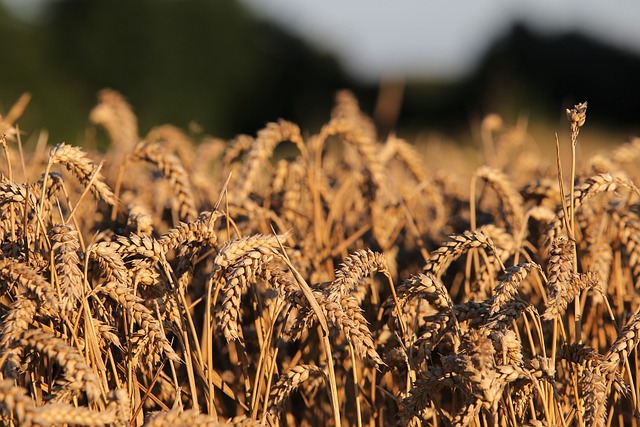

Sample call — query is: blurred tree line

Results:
[0,0,371,144]
[1,0,640,145]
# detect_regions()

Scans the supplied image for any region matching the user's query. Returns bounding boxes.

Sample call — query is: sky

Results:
[5,0,640,82]
[239,0,640,81]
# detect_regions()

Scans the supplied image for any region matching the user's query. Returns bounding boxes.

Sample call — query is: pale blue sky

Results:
[6,0,640,82]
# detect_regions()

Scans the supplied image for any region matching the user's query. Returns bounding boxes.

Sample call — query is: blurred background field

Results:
[1,0,640,153]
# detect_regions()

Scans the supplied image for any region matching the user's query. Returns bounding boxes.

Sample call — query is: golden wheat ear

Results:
[46,142,117,206]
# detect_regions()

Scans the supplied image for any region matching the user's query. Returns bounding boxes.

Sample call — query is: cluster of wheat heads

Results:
[1,91,640,426]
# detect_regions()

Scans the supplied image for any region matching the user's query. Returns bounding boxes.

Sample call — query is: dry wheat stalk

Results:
[127,203,154,235]
[212,233,289,339]
[223,134,254,173]
[450,398,482,427]
[470,225,517,300]
[288,285,384,365]
[580,369,608,427]
[213,233,288,272]
[116,233,165,262]
[484,298,530,331]
[270,157,314,236]
[445,329,504,412]
[90,316,122,349]
[291,248,389,328]
[380,135,428,184]
[580,240,612,300]
[400,370,451,425]
[413,310,454,356]
[491,329,524,367]
[105,389,130,426]
[512,381,535,424]
[337,293,385,365]
[331,90,377,138]
[542,237,574,320]
[6,88,640,425]
[454,300,490,324]
[0,179,40,209]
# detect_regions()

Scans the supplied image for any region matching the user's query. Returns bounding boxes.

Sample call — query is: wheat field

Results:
[0,90,639,426]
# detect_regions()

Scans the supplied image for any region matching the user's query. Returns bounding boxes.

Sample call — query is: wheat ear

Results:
[268,364,327,419]
[50,223,83,317]
[47,143,117,205]
[131,139,198,222]
[475,165,525,234]
[13,328,101,402]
